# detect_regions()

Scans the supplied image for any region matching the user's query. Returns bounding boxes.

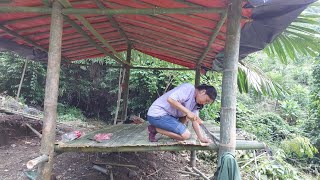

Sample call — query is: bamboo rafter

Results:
[63,15,128,65]
[196,11,228,65]
[0,6,226,15]
[94,0,130,45]
[58,0,127,65]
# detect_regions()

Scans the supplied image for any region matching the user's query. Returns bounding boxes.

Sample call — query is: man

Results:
[147,83,217,142]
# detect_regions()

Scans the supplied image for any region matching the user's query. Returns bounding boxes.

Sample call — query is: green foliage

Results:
[282,136,318,158]
[238,113,293,143]
[279,100,301,125]
[256,150,302,180]
[238,61,286,97]
[305,59,320,149]
[0,52,46,105]
[57,103,86,121]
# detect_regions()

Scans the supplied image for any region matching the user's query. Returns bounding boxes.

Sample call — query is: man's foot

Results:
[148,125,157,142]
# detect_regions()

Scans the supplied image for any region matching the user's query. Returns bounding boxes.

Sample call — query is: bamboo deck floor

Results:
[55,122,266,153]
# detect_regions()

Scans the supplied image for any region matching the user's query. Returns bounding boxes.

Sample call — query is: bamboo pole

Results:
[25,123,42,138]
[58,0,125,63]
[0,6,226,14]
[54,140,265,153]
[121,44,132,121]
[92,165,108,175]
[218,0,242,158]
[190,66,201,167]
[94,0,130,45]
[192,167,210,180]
[63,15,129,66]
[114,68,123,125]
[196,11,228,65]
[37,1,63,179]
[16,59,28,100]
[27,155,49,169]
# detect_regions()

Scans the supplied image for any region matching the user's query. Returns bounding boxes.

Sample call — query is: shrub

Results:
[282,136,318,158]
[238,113,293,143]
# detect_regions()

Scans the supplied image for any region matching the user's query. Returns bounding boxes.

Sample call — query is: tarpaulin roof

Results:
[0,0,316,71]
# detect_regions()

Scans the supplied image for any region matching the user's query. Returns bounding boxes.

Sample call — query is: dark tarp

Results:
[212,0,317,71]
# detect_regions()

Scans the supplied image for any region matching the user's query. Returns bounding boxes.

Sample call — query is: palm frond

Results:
[263,12,320,62]
[238,61,286,97]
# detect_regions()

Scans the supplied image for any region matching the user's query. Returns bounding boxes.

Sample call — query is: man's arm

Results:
[168,98,210,143]
[167,97,198,121]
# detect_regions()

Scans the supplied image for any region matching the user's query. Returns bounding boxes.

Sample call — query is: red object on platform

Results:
[94,133,113,142]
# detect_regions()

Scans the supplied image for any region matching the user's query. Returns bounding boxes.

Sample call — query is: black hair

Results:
[196,84,217,101]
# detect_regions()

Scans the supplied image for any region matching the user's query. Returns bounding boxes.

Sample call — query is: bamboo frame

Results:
[16,59,28,100]
[37,1,63,179]
[121,44,132,121]
[94,0,130,45]
[27,155,49,169]
[219,0,242,157]
[116,17,223,50]
[196,11,227,65]
[125,28,216,58]
[54,140,266,153]
[58,0,126,64]
[0,6,225,15]
[63,15,129,65]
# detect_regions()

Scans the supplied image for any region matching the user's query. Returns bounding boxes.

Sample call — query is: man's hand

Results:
[186,112,203,124]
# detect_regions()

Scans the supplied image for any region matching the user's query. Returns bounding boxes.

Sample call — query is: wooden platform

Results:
[55,122,265,153]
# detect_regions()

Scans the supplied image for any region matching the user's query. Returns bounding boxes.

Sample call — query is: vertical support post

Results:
[190,65,201,167]
[218,0,242,158]
[121,44,132,121]
[16,59,28,100]
[37,1,63,179]
[195,65,201,86]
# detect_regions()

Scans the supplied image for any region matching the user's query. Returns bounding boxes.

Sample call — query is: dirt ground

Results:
[0,113,216,180]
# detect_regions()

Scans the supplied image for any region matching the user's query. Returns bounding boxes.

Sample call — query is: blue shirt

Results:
[147,83,199,117]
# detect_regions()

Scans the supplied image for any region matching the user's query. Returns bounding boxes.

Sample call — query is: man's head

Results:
[195,84,217,105]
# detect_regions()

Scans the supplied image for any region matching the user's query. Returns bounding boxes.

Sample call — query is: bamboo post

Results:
[16,59,28,100]
[114,68,123,125]
[190,66,201,167]
[121,44,132,121]
[218,0,242,159]
[37,1,63,179]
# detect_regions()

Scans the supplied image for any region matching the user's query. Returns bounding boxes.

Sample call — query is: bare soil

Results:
[0,113,216,180]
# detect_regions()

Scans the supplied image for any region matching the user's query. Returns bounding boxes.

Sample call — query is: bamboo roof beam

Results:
[0,6,226,15]
[63,15,128,65]
[94,0,130,45]
[196,11,227,66]
[58,0,127,65]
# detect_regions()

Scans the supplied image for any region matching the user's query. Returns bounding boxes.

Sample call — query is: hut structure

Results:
[0,0,316,179]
